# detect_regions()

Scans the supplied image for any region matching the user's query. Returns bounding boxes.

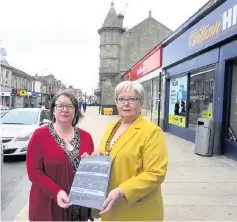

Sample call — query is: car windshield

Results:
[0,109,39,125]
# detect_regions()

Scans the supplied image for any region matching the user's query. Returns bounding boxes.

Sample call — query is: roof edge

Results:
[161,0,226,46]
[98,26,125,34]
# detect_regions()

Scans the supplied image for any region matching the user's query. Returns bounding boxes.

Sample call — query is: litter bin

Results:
[194,118,214,156]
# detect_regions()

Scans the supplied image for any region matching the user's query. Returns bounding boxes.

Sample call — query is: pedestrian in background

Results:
[94,81,168,221]
[78,99,82,112]
[26,90,94,221]
[82,100,87,113]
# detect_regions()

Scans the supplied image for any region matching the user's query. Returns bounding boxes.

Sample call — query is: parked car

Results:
[0,105,10,117]
[0,108,51,157]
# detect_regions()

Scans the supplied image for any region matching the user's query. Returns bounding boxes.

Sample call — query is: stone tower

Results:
[98,2,125,114]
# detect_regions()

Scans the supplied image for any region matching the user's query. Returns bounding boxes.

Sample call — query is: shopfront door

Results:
[151,75,163,126]
[141,80,153,120]
[224,59,237,160]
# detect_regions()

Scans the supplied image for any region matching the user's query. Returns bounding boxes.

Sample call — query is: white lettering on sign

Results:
[223,4,237,31]
[136,64,147,76]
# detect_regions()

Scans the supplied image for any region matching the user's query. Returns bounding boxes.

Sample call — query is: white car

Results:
[0,105,10,117]
[0,108,51,157]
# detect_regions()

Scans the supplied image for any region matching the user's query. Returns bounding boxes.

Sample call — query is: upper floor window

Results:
[6,70,9,79]
[14,77,17,88]
[22,79,26,89]
[0,69,3,85]
[19,78,22,89]
[27,81,32,91]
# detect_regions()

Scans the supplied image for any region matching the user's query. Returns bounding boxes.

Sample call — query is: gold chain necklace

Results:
[105,120,122,156]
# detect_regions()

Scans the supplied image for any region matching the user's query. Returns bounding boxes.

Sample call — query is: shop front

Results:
[11,89,27,108]
[1,86,12,107]
[122,45,164,127]
[163,0,237,159]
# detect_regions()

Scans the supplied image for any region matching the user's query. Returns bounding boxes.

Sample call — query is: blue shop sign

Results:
[163,0,237,67]
[33,92,40,97]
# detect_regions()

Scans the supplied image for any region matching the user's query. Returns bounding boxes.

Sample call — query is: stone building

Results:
[0,58,12,107]
[98,2,172,114]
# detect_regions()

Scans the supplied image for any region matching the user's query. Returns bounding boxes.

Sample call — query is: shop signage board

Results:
[169,76,188,127]
[11,89,27,97]
[129,47,162,81]
[163,0,237,67]
[19,90,27,97]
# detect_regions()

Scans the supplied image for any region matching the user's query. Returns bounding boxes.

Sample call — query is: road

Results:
[1,155,27,212]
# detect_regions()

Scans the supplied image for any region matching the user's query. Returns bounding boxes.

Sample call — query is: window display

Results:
[227,61,237,142]
[169,76,187,127]
[141,81,152,119]
[151,76,164,125]
[188,69,214,129]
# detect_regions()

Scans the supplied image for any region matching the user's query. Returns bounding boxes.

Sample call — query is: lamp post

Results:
[41,68,48,104]
[99,78,106,114]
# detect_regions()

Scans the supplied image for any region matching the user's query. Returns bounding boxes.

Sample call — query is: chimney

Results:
[149,10,152,18]
[118,13,124,27]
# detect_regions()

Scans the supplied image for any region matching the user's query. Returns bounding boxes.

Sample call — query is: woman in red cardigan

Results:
[26,90,94,221]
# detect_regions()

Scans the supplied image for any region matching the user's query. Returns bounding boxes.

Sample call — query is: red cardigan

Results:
[26,126,94,221]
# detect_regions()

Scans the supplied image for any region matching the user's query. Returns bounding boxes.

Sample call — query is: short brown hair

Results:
[49,89,83,126]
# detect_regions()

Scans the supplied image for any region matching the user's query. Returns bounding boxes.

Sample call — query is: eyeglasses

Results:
[116,97,140,104]
[55,104,75,111]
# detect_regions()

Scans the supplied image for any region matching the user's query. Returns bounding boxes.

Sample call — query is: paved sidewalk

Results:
[13,107,237,221]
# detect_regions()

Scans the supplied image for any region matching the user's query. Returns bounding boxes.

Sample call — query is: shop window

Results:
[151,76,164,124]
[151,77,160,123]
[141,80,152,119]
[227,61,237,142]
[0,72,3,85]
[168,75,187,128]
[188,69,214,129]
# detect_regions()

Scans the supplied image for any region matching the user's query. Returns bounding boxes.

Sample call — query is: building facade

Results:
[0,59,12,107]
[162,0,237,160]
[122,45,164,127]
[98,2,172,114]
[1,55,78,109]
[11,67,39,108]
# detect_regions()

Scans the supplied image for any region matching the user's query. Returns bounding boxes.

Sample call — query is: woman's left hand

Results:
[100,187,124,215]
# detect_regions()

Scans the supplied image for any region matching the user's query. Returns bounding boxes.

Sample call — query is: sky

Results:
[0,0,209,94]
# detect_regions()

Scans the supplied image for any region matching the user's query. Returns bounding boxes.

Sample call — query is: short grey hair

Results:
[114,81,144,103]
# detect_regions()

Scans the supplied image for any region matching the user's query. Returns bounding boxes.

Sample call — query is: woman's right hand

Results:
[92,150,101,156]
[57,190,72,208]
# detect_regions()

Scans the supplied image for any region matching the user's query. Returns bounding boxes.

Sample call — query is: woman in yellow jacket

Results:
[96,80,168,221]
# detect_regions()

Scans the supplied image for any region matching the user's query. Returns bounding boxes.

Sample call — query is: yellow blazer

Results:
[98,115,168,221]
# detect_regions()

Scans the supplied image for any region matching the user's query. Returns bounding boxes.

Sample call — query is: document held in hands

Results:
[69,156,112,210]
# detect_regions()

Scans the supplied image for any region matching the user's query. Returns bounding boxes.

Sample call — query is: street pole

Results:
[41,69,48,104]
[99,80,102,114]
[41,75,43,104]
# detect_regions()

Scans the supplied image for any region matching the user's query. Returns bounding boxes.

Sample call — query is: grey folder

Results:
[69,156,112,210]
